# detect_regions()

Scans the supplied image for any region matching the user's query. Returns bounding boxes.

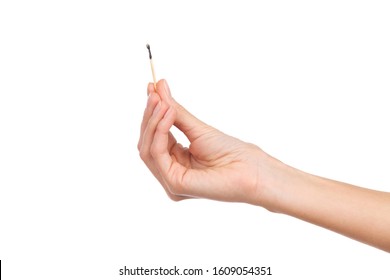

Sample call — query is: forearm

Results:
[257,156,390,252]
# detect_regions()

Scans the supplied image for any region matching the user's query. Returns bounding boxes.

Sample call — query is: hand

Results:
[138,80,274,204]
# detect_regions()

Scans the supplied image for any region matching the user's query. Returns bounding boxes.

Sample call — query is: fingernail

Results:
[147,86,152,97]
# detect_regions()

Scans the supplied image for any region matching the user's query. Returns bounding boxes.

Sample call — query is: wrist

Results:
[251,151,301,213]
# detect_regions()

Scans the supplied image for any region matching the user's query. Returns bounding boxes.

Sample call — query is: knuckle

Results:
[160,102,168,114]
[139,148,149,162]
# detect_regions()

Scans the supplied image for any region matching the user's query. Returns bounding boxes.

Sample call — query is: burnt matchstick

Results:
[146,44,157,91]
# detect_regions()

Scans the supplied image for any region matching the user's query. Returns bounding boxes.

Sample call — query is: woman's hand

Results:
[138,79,275,205]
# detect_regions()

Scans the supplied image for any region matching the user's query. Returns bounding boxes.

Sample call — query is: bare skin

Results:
[138,79,390,253]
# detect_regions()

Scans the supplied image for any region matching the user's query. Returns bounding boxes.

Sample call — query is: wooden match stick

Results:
[146,44,157,91]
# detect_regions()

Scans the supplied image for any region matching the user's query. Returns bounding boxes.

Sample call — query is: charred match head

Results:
[146,44,152,59]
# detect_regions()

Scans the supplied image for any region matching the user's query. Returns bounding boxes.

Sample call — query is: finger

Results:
[155,79,173,103]
[156,79,212,142]
[147,82,156,96]
[141,103,187,201]
[151,106,190,194]
[139,82,160,150]
[140,100,168,160]
[138,92,160,150]
[139,100,174,192]
[150,106,176,169]
[170,143,191,168]
[140,101,178,175]
[174,102,213,143]
[141,81,193,201]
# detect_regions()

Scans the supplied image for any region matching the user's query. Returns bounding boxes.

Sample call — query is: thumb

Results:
[157,79,212,142]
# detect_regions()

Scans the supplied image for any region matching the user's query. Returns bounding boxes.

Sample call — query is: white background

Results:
[1,0,389,279]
